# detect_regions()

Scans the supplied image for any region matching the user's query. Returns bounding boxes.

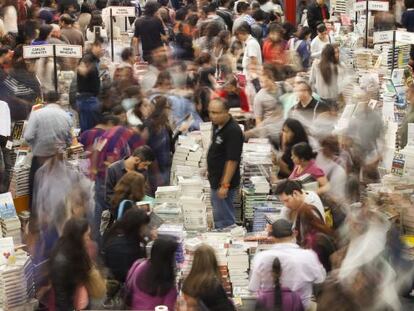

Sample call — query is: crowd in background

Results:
[0,0,414,310]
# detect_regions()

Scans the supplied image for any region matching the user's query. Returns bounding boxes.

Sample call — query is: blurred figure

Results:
[24,91,72,209]
[78,1,92,36]
[103,208,150,283]
[310,44,341,105]
[289,26,312,69]
[77,37,104,132]
[399,83,414,149]
[59,13,84,46]
[182,244,236,310]
[125,236,178,310]
[262,22,287,65]
[49,218,106,311]
[310,24,331,59]
[291,81,328,122]
[307,0,329,37]
[0,99,11,193]
[234,23,262,74]
[216,76,250,111]
[2,0,18,35]
[249,218,325,310]
[144,96,174,192]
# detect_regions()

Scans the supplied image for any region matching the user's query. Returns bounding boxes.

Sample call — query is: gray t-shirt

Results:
[253,88,282,120]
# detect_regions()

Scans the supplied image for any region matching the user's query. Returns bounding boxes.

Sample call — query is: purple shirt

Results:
[126,260,177,311]
[257,288,304,311]
[289,159,325,181]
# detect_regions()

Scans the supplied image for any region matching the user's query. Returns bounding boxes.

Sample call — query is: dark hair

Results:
[93,35,105,45]
[147,95,170,132]
[292,142,317,161]
[144,0,160,16]
[80,2,92,14]
[319,44,338,85]
[132,145,155,162]
[320,135,340,156]
[88,12,104,31]
[210,97,230,111]
[111,171,146,211]
[107,207,150,242]
[282,118,309,147]
[155,70,172,88]
[175,7,188,21]
[44,91,60,103]
[274,179,303,195]
[317,23,327,33]
[138,236,178,296]
[121,47,134,62]
[49,218,92,292]
[406,0,414,9]
[99,112,120,125]
[60,13,75,25]
[194,86,211,121]
[36,24,53,41]
[202,3,217,14]
[237,1,250,13]
[272,257,283,311]
[112,105,126,116]
[234,22,251,35]
[0,46,10,57]
[298,26,312,40]
[216,30,231,52]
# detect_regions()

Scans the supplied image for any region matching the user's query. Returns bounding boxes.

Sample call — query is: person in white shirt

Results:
[234,23,262,74]
[249,219,326,310]
[2,1,18,34]
[310,23,333,59]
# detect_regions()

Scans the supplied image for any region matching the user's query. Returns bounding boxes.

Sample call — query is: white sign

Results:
[373,30,394,44]
[23,45,53,59]
[354,1,389,12]
[107,6,136,16]
[354,1,366,11]
[55,45,82,58]
[368,1,389,11]
[396,31,414,44]
[408,123,414,147]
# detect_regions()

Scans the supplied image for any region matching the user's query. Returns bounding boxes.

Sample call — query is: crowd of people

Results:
[1,0,414,310]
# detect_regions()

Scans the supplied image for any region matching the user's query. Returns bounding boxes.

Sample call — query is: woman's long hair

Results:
[273,257,283,311]
[104,207,150,245]
[182,244,222,298]
[111,171,145,212]
[49,218,92,290]
[282,118,309,149]
[147,95,170,133]
[319,44,338,85]
[138,236,178,296]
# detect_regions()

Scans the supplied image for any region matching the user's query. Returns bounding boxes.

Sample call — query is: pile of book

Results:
[8,150,31,199]
[179,195,207,231]
[227,243,249,288]
[0,251,35,310]
[202,180,214,229]
[252,204,281,232]
[0,193,22,246]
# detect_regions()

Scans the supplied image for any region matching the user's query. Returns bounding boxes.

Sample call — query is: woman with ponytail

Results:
[256,257,304,311]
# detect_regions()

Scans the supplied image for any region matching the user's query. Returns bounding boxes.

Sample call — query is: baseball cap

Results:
[271,219,294,238]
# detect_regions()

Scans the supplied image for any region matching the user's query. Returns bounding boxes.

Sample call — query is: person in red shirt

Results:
[216,76,250,112]
[262,22,288,65]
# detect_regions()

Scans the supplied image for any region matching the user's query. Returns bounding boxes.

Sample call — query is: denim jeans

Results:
[211,188,236,229]
[76,95,101,132]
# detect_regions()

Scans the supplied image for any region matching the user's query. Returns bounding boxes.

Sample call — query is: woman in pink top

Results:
[125,236,178,310]
[289,142,330,195]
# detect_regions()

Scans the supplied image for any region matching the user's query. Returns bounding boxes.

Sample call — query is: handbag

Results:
[86,266,107,299]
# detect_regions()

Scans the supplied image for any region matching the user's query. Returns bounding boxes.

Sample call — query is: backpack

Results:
[100,199,134,236]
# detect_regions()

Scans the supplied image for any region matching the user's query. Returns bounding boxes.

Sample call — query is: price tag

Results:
[5,141,12,150]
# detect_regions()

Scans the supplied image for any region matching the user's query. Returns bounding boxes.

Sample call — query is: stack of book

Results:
[0,193,22,246]
[179,196,207,231]
[8,150,31,199]
[202,180,214,229]
[171,145,191,172]
[200,122,212,151]
[227,243,249,288]
[354,49,374,70]
[249,176,270,194]
[252,204,281,232]
[0,251,35,310]
[153,203,182,224]
[155,186,181,205]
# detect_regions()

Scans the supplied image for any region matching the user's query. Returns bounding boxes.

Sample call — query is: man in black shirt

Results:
[291,81,328,121]
[207,98,244,229]
[307,0,330,37]
[132,0,166,63]
[76,37,104,132]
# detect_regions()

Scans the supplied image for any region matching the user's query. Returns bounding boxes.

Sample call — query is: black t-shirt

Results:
[207,117,243,189]
[134,16,165,55]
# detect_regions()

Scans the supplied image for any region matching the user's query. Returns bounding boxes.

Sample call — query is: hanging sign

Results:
[55,45,83,58]
[23,45,53,58]
[104,6,135,16]
[396,31,414,45]
[368,1,389,11]
[354,2,366,11]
